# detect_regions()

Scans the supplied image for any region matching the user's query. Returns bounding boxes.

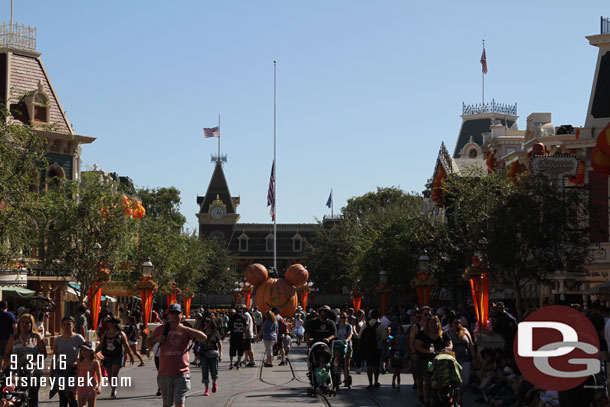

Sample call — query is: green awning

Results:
[0,286,35,298]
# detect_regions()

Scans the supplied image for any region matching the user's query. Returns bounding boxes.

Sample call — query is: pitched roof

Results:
[197,162,236,214]
[6,51,73,135]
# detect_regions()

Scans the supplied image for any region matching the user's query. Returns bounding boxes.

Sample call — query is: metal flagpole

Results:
[482,39,485,105]
[218,114,221,162]
[273,60,277,272]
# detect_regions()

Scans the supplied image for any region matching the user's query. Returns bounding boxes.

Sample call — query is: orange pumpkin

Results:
[284,264,308,287]
[245,264,268,287]
[254,277,298,317]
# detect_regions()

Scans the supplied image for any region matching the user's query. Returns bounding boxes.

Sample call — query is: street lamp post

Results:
[136,258,157,353]
[233,281,242,308]
[412,254,436,307]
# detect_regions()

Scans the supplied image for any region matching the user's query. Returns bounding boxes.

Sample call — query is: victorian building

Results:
[197,161,315,275]
[428,18,610,307]
[0,22,95,333]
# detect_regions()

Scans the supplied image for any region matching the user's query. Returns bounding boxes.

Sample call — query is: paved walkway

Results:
[36,339,484,406]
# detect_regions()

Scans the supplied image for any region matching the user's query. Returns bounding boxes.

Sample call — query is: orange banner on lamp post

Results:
[183,296,193,318]
[87,281,103,330]
[136,275,157,334]
[464,256,491,332]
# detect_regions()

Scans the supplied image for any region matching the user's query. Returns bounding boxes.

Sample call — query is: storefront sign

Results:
[0,269,28,287]
[530,155,579,179]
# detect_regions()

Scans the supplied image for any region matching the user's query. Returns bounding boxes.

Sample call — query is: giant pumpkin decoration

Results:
[245,264,268,287]
[285,264,308,287]
[245,263,303,317]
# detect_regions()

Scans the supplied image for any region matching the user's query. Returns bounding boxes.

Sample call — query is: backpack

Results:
[360,321,380,351]
[278,317,288,334]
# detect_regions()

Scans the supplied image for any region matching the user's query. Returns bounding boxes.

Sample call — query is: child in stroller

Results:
[428,350,463,407]
[307,342,335,396]
[0,365,31,407]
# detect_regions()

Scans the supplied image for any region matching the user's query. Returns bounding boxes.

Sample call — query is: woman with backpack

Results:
[199,317,222,396]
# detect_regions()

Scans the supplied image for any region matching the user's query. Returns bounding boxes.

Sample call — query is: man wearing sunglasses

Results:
[147,303,206,407]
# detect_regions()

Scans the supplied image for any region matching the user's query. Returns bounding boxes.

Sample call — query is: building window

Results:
[468,148,478,158]
[238,232,249,252]
[266,233,275,252]
[33,93,48,122]
[292,233,303,252]
[210,231,225,242]
[45,164,66,191]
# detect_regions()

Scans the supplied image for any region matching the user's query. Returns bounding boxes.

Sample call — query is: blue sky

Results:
[13,1,608,230]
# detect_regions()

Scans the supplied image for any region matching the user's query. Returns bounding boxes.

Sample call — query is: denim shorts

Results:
[157,374,191,405]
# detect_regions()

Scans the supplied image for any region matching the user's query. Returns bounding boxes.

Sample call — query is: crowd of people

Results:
[2,298,610,407]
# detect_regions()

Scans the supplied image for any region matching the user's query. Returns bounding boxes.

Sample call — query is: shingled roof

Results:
[197,161,236,214]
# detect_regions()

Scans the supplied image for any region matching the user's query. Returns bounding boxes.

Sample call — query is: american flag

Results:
[480,49,488,75]
[204,126,219,138]
[267,161,275,221]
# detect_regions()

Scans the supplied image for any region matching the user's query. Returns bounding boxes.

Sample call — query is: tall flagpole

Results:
[273,60,277,272]
[218,114,221,162]
[482,39,485,105]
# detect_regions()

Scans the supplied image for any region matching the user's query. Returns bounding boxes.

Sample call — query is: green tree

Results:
[0,107,47,266]
[442,171,590,319]
[34,172,141,302]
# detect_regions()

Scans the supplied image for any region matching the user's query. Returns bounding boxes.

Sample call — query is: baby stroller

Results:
[331,340,351,390]
[306,342,335,397]
[0,366,32,407]
[428,352,462,407]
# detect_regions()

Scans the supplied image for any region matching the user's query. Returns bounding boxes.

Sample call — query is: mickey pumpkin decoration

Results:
[245,263,309,317]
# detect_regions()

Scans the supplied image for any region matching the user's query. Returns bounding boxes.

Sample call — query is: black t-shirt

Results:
[0,311,16,340]
[305,318,337,343]
[415,331,451,362]
[200,330,222,352]
[228,314,247,339]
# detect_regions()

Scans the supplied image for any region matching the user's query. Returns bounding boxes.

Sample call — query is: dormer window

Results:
[292,233,303,252]
[468,148,478,158]
[25,88,50,124]
[265,233,275,252]
[238,232,249,252]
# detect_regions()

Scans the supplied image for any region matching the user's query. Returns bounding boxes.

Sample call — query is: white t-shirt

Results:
[244,312,255,339]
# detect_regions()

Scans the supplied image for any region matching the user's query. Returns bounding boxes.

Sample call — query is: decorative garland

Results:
[350,288,363,299]
[160,281,182,295]
[463,255,492,279]
[135,277,158,291]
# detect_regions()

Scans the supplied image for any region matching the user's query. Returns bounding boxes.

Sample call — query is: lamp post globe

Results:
[379,270,388,284]
[142,258,153,278]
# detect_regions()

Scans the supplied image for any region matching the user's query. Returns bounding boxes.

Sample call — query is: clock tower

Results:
[197,161,239,241]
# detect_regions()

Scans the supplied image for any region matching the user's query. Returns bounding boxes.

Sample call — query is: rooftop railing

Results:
[462,99,517,116]
[0,23,36,52]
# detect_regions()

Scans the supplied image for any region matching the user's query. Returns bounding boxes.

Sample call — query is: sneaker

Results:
[366,384,374,390]
[111,394,117,399]
[156,389,161,397]
[246,362,256,367]
[279,361,286,366]
[203,390,210,396]
[264,362,273,367]
[374,382,380,389]
[212,382,217,393]
[235,365,240,370]
[229,364,233,370]
[234,362,239,368]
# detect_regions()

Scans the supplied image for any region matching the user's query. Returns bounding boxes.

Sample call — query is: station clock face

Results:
[211,207,224,219]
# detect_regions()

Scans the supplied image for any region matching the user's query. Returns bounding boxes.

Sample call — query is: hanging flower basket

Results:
[160,281,182,295]
[136,277,158,291]
[350,288,363,299]
[182,287,194,298]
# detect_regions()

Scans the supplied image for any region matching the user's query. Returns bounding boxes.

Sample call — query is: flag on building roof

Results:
[326,190,332,208]
[267,161,275,221]
[480,49,488,75]
[204,126,219,138]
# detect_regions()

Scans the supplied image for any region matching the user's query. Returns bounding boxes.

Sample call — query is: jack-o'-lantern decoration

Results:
[245,263,301,317]
[245,264,268,287]
[285,264,308,287]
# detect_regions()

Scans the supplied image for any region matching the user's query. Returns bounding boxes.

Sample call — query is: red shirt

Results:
[150,323,195,376]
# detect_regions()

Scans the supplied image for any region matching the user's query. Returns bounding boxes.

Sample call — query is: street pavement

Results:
[37,339,484,407]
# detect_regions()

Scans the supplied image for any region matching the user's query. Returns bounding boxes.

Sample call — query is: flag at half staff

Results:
[480,49,488,75]
[326,191,332,208]
[204,126,219,138]
[267,161,275,221]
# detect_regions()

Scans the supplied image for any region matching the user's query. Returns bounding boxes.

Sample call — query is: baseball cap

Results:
[79,341,95,352]
[169,303,182,313]
[495,301,506,308]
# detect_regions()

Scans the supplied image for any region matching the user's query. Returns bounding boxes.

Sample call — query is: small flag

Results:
[204,126,219,138]
[326,191,332,208]
[480,49,488,75]
[267,161,275,221]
